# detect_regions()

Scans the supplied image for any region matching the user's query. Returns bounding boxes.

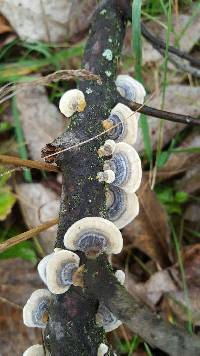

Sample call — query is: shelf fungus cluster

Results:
[102,75,146,145]
[22,74,144,355]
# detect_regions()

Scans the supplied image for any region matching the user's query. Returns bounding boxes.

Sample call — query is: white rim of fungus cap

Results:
[115,270,125,285]
[59,89,86,118]
[104,142,142,193]
[23,289,52,328]
[110,103,139,145]
[106,186,139,229]
[96,303,122,332]
[37,253,54,285]
[97,343,109,356]
[46,249,80,294]
[64,217,123,255]
[116,74,146,104]
[23,344,45,356]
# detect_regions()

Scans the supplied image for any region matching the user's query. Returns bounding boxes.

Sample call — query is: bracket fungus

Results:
[46,249,80,294]
[23,289,52,328]
[97,343,109,356]
[97,169,115,184]
[106,185,139,229]
[23,344,45,356]
[98,141,142,193]
[102,103,138,145]
[64,217,123,257]
[59,89,86,117]
[98,139,116,157]
[96,302,122,332]
[37,253,54,285]
[116,74,146,104]
[114,269,125,285]
[96,270,125,332]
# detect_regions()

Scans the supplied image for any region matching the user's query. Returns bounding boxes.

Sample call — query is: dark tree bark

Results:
[42,1,200,355]
[43,1,127,355]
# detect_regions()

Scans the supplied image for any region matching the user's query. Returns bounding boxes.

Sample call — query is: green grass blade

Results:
[12,97,32,182]
[144,342,153,356]
[132,0,152,161]
[171,222,193,334]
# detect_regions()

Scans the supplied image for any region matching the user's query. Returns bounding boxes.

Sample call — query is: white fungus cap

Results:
[37,253,54,285]
[106,186,139,229]
[59,89,86,118]
[116,74,146,104]
[98,139,116,157]
[103,103,138,145]
[23,289,52,328]
[64,217,123,256]
[96,303,122,332]
[97,343,109,356]
[46,249,80,294]
[23,344,45,356]
[103,142,142,193]
[115,270,125,285]
[97,170,115,184]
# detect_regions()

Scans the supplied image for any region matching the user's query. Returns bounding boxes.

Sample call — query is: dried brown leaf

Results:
[0,0,96,43]
[0,259,42,355]
[157,130,200,181]
[123,177,170,267]
[16,183,60,253]
[16,81,65,161]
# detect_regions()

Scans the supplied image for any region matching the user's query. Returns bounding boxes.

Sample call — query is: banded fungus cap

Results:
[116,74,146,104]
[102,103,138,145]
[96,302,122,332]
[106,185,139,229]
[103,142,142,193]
[46,249,80,294]
[64,217,123,257]
[59,89,86,118]
[23,345,45,356]
[97,343,109,356]
[23,289,52,328]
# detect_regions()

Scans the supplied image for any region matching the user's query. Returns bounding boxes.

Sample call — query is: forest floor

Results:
[0,0,200,355]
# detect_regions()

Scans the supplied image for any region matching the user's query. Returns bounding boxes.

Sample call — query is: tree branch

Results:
[85,255,200,356]
[0,217,58,252]
[141,23,200,70]
[121,98,200,126]
[0,154,59,172]
[40,1,199,355]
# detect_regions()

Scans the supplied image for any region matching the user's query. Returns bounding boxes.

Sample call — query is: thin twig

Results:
[141,22,200,69]
[127,100,200,126]
[0,69,102,104]
[0,217,59,252]
[0,154,59,172]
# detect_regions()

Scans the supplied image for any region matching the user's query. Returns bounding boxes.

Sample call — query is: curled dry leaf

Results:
[0,0,96,43]
[157,130,200,182]
[16,183,60,253]
[16,81,65,161]
[0,259,42,355]
[126,270,177,308]
[122,177,171,267]
[0,14,12,34]
[166,288,200,326]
